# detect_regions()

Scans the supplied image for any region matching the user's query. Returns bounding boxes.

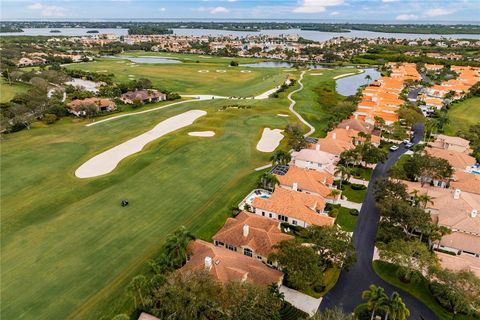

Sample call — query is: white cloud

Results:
[395,14,418,21]
[381,0,399,2]
[159,7,166,12]
[293,0,344,13]
[425,8,456,17]
[27,3,66,17]
[227,0,237,2]
[330,11,340,16]
[210,6,229,14]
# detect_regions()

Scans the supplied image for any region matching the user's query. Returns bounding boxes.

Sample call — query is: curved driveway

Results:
[320,124,438,320]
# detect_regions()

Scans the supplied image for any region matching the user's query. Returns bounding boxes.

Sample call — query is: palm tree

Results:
[259,173,279,191]
[334,165,351,189]
[365,74,372,85]
[388,292,410,320]
[362,284,388,320]
[270,150,291,166]
[417,193,434,209]
[163,226,196,269]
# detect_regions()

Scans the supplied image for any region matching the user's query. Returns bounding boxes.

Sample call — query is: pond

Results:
[335,68,381,96]
[104,56,181,64]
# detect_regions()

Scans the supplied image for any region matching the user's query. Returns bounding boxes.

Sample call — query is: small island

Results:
[86,30,99,34]
[50,29,61,33]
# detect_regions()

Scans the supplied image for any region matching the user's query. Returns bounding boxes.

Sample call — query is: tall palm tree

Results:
[334,165,351,189]
[361,284,388,320]
[365,74,372,85]
[388,292,410,320]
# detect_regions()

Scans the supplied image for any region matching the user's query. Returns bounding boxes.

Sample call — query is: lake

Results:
[0,28,129,36]
[2,27,479,40]
[171,28,480,41]
[335,68,381,96]
[104,56,181,64]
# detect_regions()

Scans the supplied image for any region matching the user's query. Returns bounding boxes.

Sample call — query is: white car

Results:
[390,145,400,152]
[403,139,411,144]
[405,142,414,148]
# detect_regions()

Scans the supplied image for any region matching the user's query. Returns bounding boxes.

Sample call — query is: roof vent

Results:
[471,209,478,218]
[453,189,461,200]
[243,224,249,237]
[204,256,212,270]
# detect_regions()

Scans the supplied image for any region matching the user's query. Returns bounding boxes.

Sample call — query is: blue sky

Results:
[2,0,480,22]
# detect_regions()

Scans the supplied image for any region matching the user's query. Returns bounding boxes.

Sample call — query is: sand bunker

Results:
[256,128,284,153]
[310,73,323,76]
[216,70,227,73]
[198,70,210,73]
[188,131,215,137]
[240,70,252,73]
[333,70,363,80]
[75,110,207,178]
[277,114,289,117]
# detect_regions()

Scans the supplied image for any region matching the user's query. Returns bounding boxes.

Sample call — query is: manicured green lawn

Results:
[373,261,471,320]
[0,78,29,102]
[341,184,367,203]
[64,52,293,97]
[444,96,480,135]
[291,68,355,138]
[335,206,358,232]
[1,94,297,320]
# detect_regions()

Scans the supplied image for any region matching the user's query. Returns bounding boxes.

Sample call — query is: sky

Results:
[2,0,480,22]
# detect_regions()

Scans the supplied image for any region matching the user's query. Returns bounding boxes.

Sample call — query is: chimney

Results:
[204,256,213,270]
[293,182,298,191]
[346,125,350,130]
[471,209,478,218]
[316,144,320,151]
[354,114,358,119]
[332,132,337,140]
[453,189,461,200]
[243,224,249,237]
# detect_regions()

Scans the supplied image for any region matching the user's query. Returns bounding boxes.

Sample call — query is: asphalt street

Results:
[319,124,438,320]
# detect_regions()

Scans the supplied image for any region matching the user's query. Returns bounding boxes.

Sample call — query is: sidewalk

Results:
[280,285,322,316]
[337,199,362,210]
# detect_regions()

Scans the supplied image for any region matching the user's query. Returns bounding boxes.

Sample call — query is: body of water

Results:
[104,56,180,64]
[171,28,480,40]
[0,28,129,36]
[1,27,479,40]
[335,68,381,96]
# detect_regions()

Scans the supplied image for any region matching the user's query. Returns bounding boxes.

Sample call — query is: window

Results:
[292,220,297,225]
[244,248,253,257]
[269,213,273,218]
[262,211,265,216]
[257,255,262,260]
[227,244,236,251]
[278,215,288,222]
[215,241,224,247]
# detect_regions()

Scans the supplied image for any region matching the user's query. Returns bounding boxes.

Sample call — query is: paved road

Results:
[320,124,438,320]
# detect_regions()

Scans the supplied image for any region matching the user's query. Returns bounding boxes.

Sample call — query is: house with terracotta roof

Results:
[67,98,116,116]
[402,180,480,260]
[313,130,355,157]
[426,147,476,172]
[181,240,284,286]
[275,165,340,202]
[291,145,338,174]
[430,134,471,153]
[337,117,375,134]
[120,89,166,104]
[212,211,293,265]
[251,187,335,228]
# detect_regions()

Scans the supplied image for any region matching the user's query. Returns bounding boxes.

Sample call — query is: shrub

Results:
[349,209,359,216]
[230,60,239,67]
[329,208,339,218]
[43,113,57,124]
[350,183,367,190]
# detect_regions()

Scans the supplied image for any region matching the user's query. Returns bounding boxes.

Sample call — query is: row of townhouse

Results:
[419,65,480,113]
[354,63,421,124]
[400,134,479,276]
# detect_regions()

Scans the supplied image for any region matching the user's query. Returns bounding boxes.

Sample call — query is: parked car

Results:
[405,142,414,149]
[403,139,411,144]
[390,145,400,151]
